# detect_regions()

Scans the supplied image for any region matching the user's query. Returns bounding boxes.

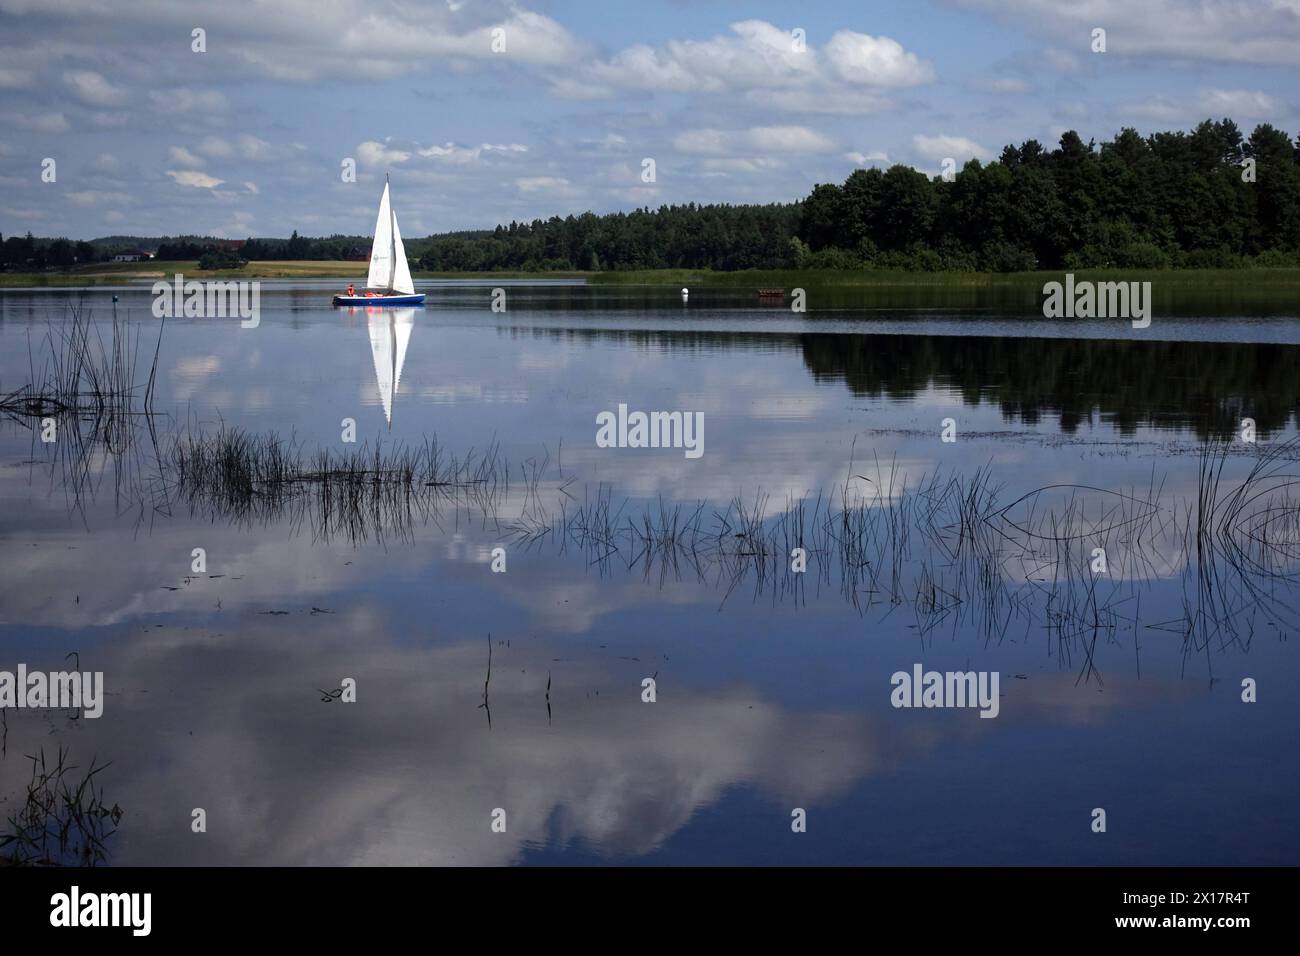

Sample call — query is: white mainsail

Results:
[368,309,414,426]
[365,178,416,295]
[366,183,393,290]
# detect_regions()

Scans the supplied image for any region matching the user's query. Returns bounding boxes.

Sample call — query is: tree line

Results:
[417,120,1300,272]
[0,234,98,270]
[4,119,1298,273]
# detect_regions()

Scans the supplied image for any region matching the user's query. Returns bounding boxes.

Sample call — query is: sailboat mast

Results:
[387,173,397,292]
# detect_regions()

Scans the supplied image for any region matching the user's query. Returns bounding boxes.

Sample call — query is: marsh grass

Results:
[164,418,1300,671]
[1177,437,1300,660]
[0,746,122,867]
[0,304,160,421]
[523,441,1300,680]
[65,403,1300,678]
[169,424,515,546]
[1,305,166,524]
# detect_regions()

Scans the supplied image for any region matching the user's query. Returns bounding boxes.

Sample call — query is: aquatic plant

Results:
[0,304,160,425]
[0,746,122,867]
[168,424,515,546]
[32,401,1300,678]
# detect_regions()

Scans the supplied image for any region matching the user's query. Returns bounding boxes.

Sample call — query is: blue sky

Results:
[1,0,1297,240]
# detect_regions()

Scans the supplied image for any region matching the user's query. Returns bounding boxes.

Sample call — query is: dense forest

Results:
[419,205,800,272]
[417,120,1300,272]
[3,119,1298,273]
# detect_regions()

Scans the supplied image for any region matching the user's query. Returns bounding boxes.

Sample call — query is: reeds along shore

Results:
[6,308,1298,672]
[0,306,164,519]
[159,422,1300,670]
[168,425,513,545]
[0,305,161,422]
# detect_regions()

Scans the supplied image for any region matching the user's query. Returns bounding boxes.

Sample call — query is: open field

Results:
[0,260,591,286]
[0,260,369,286]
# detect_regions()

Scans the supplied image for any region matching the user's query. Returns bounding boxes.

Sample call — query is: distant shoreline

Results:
[2,261,1299,303]
[0,260,587,286]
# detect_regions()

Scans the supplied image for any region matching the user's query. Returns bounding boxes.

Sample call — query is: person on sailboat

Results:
[346,283,355,297]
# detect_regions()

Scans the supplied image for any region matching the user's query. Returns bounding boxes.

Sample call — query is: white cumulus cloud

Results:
[357,140,412,165]
[63,69,126,106]
[167,169,224,189]
[825,31,935,87]
[572,19,932,114]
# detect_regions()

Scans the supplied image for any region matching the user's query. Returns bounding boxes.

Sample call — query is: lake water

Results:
[1,279,1298,865]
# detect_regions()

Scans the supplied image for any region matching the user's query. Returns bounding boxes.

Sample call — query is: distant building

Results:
[111,251,154,262]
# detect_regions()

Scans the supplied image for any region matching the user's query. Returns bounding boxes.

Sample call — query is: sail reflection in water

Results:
[362,307,414,427]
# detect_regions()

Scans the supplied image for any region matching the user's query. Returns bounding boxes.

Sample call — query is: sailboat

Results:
[333,174,426,306]
[367,307,414,427]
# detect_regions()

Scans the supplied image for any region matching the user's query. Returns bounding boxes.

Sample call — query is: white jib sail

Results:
[365,180,415,295]
[390,206,415,295]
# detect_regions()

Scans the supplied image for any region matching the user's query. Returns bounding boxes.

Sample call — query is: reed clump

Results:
[169,425,512,544]
[0,746,122,867]
[0,305,160,427]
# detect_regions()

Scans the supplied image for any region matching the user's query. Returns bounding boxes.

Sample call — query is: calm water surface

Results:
[1,280,1297,865]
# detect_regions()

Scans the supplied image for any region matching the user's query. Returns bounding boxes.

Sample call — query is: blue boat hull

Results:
[332,293,425,307]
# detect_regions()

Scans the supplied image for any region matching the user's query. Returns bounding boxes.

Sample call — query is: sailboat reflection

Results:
[344,306,414,428]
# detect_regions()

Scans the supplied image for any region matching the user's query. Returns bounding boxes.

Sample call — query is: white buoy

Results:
[681,287,689,299]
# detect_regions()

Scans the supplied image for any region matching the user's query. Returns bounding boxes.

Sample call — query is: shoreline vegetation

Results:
[0,260,584,286]
[4,259,1300,286]
[2,260,1298,308]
